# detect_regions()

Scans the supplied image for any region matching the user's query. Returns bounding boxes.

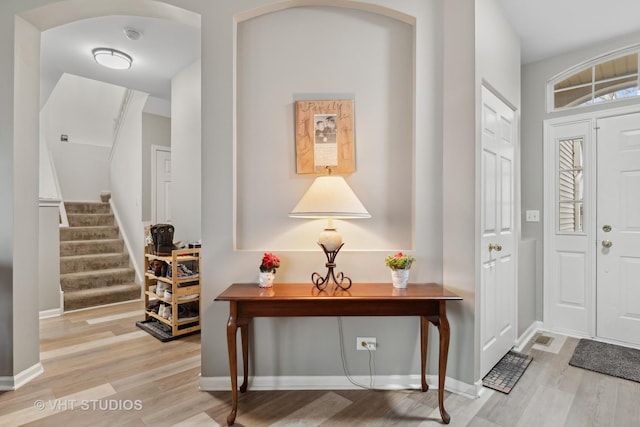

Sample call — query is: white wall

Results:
[236,7,413,251]
[442,0,477,386]
[38,128,59,201]
[2,0,523,394]
[39,202,61,315]
[141,112,171,222]
[43,74,126,148]
[110,90,148,281]
[43,139,111,202]
[474,0,523,378]
[0,14,42,385]
[170,60,201,243]
[40,75,121,201]
[443,0,521,384]
[203,0,449,387]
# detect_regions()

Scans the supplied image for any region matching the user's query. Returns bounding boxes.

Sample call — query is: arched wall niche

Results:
[233,1,418,251]
[233,0,415,24]
[19,0,200,31]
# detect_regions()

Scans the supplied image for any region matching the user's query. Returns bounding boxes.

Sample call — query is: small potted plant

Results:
[258,252,280,288]
[385,252,415,288]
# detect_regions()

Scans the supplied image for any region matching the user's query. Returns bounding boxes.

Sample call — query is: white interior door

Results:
[480,86,517,377]
[596,113,640,346]
[152,147,172,224]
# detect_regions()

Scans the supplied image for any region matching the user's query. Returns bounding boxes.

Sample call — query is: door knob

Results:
[602,240,613,249]
[489,243,502,252]
[602,224,612,232]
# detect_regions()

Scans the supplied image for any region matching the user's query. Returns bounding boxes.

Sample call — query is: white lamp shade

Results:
[289,175,370,219]
[92,48,132,70]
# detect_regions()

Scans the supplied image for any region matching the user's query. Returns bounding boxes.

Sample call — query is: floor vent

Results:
[534,334,554,346]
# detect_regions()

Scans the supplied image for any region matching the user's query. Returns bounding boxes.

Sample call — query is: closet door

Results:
[480,86,517,377]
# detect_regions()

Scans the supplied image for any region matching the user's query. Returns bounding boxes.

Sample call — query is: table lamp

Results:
[289,170,370,290]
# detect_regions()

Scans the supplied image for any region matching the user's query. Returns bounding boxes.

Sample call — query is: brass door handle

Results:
[489,243,502,252]
[602,240,613,249]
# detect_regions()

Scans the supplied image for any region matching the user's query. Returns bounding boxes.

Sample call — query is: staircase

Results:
[60,201,140,311]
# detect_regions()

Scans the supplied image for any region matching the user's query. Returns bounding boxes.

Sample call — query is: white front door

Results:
[596,113,640,346]
[480,86,517,377]
[153,147,172,224]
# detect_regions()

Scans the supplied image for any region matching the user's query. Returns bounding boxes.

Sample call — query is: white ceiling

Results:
[39,2,640,105]
[40,15,200,106]
[499,0,640,64]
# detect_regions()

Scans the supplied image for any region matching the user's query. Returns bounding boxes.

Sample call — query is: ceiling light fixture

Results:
[92,47,132,70]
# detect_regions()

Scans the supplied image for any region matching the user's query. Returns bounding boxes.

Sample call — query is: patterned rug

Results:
[569,339,640,383]
[482,350,533,394]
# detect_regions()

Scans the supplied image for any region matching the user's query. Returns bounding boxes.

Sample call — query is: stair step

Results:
[65,202,111,214]
[60,226,120,242]
[60,239,124,256]
[67,213,115,227]
[64,283,141,311]
[60,267,135,291]
[60,253,129,274]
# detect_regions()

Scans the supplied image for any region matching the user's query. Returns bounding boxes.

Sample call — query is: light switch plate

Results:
[525,210,540,222]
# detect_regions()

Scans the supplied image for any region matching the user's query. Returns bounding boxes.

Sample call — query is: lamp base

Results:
[311,243,352,291]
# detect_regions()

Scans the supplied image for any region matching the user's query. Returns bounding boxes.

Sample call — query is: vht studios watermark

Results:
[34,399,143,412]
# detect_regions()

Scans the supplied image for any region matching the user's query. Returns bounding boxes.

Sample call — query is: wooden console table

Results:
[215,282,462,425]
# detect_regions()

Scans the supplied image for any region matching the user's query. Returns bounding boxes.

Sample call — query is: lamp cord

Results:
[337,317,373,389]
[337,317,420,393]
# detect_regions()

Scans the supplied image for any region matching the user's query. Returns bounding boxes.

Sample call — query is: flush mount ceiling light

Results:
[92,48,132,70]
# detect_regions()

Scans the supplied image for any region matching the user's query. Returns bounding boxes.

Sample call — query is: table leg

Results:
[437,301,451,424]
[239,320,250,393]
[420,315,429,392]
[225,303,239,426]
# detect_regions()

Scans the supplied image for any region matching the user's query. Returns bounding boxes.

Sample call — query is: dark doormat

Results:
[569,339,640,383]
[136,319,200,342]
[482,350,533,394]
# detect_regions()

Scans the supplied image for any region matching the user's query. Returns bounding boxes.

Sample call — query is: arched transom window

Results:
[550,49,639,111]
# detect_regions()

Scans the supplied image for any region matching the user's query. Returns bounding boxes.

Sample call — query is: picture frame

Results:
[294,99,355,174]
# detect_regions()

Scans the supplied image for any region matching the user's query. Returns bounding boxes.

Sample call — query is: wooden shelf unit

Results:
[144,247,201,337]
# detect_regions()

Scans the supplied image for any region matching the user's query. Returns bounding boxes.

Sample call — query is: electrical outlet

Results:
[356,336,376,350]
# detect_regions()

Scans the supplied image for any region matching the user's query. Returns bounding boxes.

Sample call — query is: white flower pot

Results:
[390,268,410,288]
[258,271,275,288]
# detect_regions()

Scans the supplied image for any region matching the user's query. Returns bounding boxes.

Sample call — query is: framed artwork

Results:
[294,99,355,174]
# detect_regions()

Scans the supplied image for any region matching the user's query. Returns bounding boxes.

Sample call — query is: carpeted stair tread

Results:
[60,267,135,291]
[60,200,140,311]
[60,253,129,274]
[60,239,124,256]
[64,283,141,311]
[67,213,115,227]
[60,225,119,242]
[64,201,111,214]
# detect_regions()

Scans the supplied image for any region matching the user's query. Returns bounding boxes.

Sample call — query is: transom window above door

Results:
[550,49,640,111]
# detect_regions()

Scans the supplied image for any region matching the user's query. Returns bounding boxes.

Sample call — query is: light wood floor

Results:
[1,301,639,426]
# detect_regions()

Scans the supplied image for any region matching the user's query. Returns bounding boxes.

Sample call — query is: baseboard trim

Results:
[514,321,542,352]
[199,374,479,398]
[109,199,143,285]
[0,362,44,391]
[39,307,62,319]
[63,297,142,314]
